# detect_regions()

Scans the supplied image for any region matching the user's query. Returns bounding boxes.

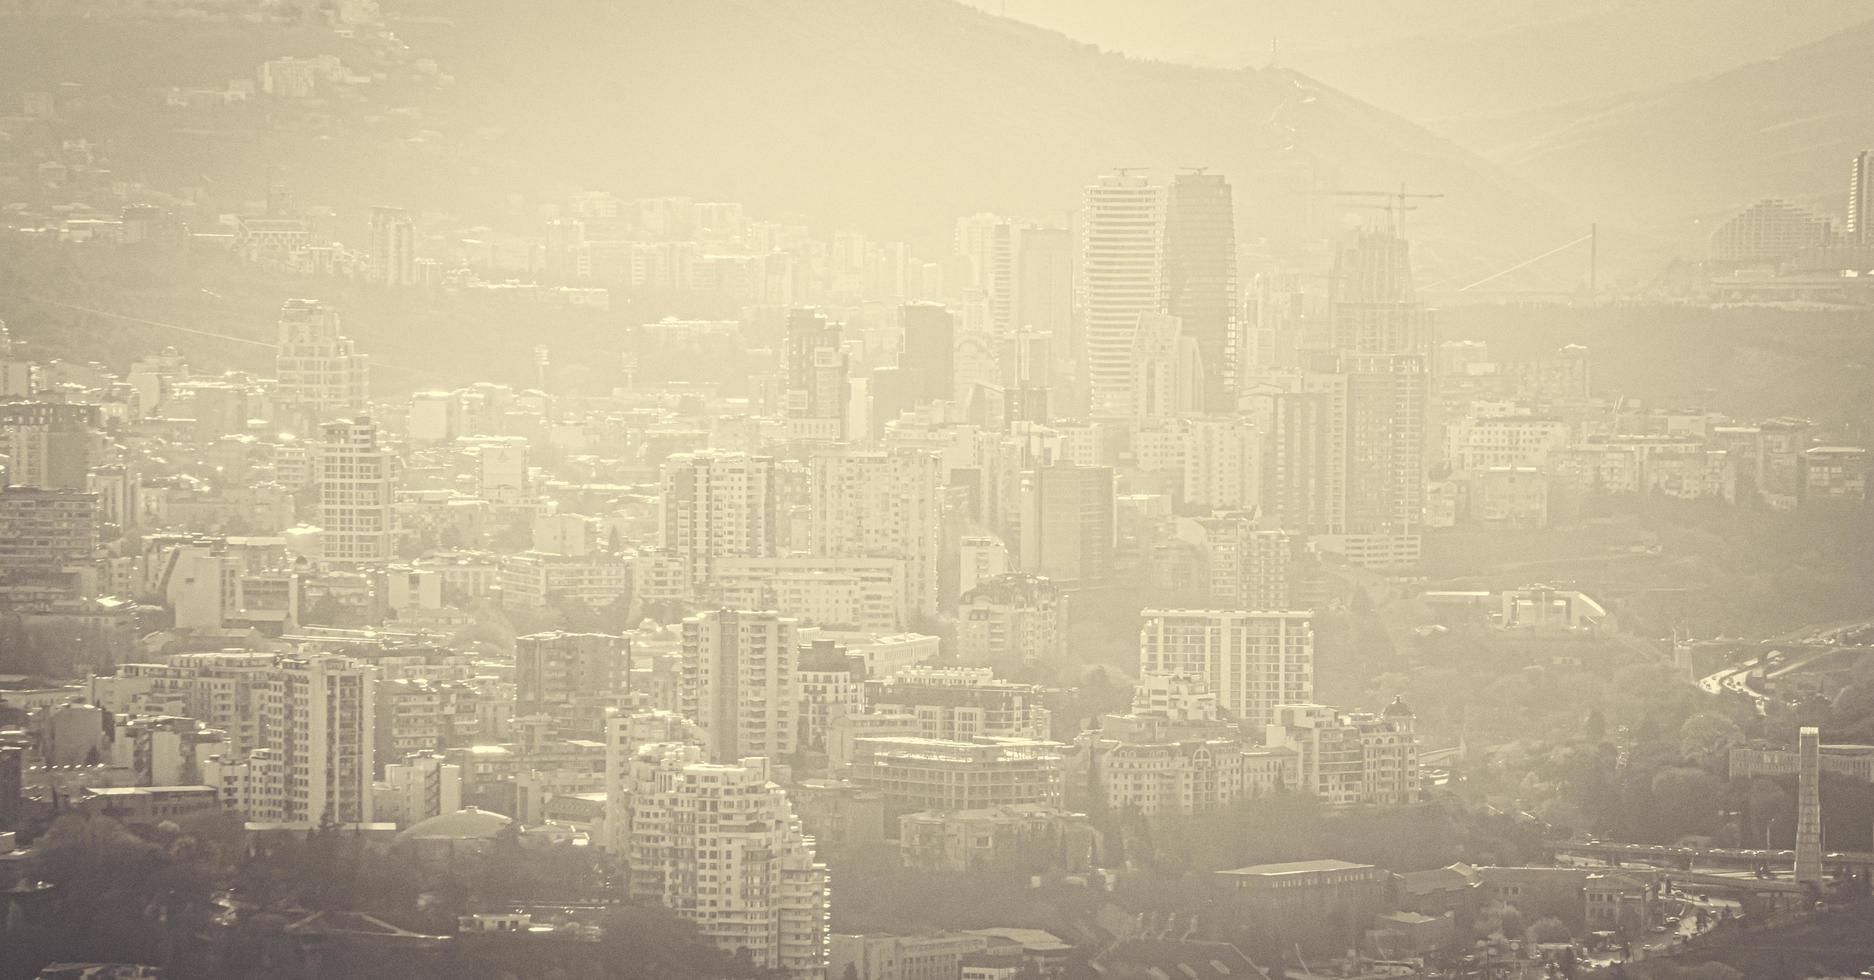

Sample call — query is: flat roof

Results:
[1216,859,1375,877]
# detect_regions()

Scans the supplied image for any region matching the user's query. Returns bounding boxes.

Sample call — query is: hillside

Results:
[384,0,1570,281]
[1470,19,1874,238]
[955,0,1873,122]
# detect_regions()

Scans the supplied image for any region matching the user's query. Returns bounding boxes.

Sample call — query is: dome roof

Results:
[398,806,512,841]
[1383,696,1413,717]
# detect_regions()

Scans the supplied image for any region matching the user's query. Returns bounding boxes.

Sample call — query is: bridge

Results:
[1551,840,1874,877]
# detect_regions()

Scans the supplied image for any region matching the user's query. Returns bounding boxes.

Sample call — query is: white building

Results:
[1080,173,1165,419]
[274,300,368,423]
[661,451,778,592]
[253,654,375,824]
[1263,700,1419,807]
[1138,610,1313,730]
[628,747,830,980]
[313,417,398,563]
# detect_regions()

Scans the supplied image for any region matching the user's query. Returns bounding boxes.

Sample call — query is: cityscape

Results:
[1,2,1874,980]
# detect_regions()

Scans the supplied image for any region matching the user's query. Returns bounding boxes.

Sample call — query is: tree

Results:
[1678,712,1743,767]
[1528,916,1571,944]
[1649,767,1725,841]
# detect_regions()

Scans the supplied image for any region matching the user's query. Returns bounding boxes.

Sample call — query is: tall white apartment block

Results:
[256,654,375,824]
[313,417,398,563]
[274,299,368,423]
[1079,173,1165,419]
[1138,610,1312,731]
[808,448,943,618]
[660,451,778,592]
[627,746,829,980]
[682,610,798,764]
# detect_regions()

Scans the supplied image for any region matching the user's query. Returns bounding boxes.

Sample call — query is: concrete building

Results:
[660,451,778,592]
[369,206,417,287]
[683,610,798,764]
[1017,464,1114,584]
[898,804,1097,873]
[848,736,1063,816]
[786,308,849,441]
[1211,859,1391,954]
[867,666,1049,743]
[809,448,943,618]
[274,299,368,424]
[375,751,462,828]
[627,748,829,979]
[1138,610,1313,731]
[0,402,97,489]
[1263,699,1418,807]
[256,654,375,824]
[0,487,97,590]
[956,573,1063,668]
[312,417,398,563]
[515,631,630,735]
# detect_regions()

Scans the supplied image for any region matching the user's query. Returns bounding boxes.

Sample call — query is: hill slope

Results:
[1471,20,1874,237]
[955,0,1873,122]
[390,0,1568,279]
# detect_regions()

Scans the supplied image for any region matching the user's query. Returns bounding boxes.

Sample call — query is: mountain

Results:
[1468,19,1874,239]
[382,0,1572,282]
[956,1,1873,123]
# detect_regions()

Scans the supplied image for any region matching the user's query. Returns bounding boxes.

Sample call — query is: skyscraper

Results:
[682,609,798,763]
[275,299,369,425]
[1014,225,1073,340]
[627,746,829,979]
[1138,609,1314,730]
[900,302,954,405]
[1850,151,1873,244]
[1330,229,1433,357]
[1165,171,1239,412]
[659,451,778,592]
[1080,173,1165,418]
[369,205,417,287]
[785,308,849,440]
[955,213,1025,332]
[514,631,630,734]
[313,417,398,563]
[808,447,944,618]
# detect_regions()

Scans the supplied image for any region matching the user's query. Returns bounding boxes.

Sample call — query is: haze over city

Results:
[0,3,1873,980]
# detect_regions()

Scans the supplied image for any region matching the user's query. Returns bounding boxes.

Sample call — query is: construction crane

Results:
[1322,185,1445,233]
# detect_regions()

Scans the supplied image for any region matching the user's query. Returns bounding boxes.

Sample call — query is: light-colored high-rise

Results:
[1079,173,1165,418]
[313,417,398,563]
[1138,609,1313,731]
[627,746,829,980]
[1851,152,1874,245]
[274,299,368,424]
[682,609,798,763]
[660,451,778,592]
[257,654,375,824]
[808,447,943,618]
[369,206,417,287]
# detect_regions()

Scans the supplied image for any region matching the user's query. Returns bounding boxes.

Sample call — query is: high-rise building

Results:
[627,747,829,979]
[1130,312,1203,417]
[1330,230,1434,357]
[256,654,375,824]
[786,308,848,440]
[900,303,955,406]
[602,708,699,854]
[0,487,97,590]
[1080,173,1166,418]
[808,448,943,618]
[0,402,97,489]
[1165,171,1239,412]
[1795,725,1823,887]
[1014,226,1073,342]
[313,417,398,563]
[1138,610,1313,730]
[955,213,1026,333]
[1016,463,1114,584]
[1851,152,1874,245]
[956,573,1063,668]
[659,451,778,592]
[682,610,798,763]
[1342,354,1427,539]
[274,299,369,424]
[369,206,417,287]
[514,631,630,734]
[867,665,1050,742]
